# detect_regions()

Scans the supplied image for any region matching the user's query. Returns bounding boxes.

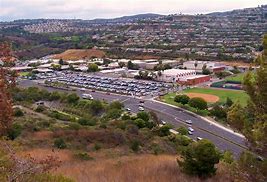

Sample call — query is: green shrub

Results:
[134,118,146,128]
[137,112,150,122]
[108,101,123,110]
[151,144,162,155]
[68,123,81,130]
[130,140,140,152]
[66,93,79,104]
[75,152,93,161]
[7,123,22,140]
[54,138,67,149]
[121,114,131,120]
[158,125,172,137]
[174,95,190,105]
[48,111,71,121]
[49,91,62,101]
[13,108,24,117]
[210,105,227,119]
[177,127,188,135]
[78,118,97,126]
[94,143,101,151]
[105,109,122,119]
[175,135,192,146]
[35,105,45,112]
[188,97,208,110]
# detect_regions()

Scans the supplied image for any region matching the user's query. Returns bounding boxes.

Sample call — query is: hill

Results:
[52,49,106,60]
[89,13,163,24]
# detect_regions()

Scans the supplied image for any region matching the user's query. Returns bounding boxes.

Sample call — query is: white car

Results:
[188,127,194,132]
[138,107,145,111]
[161,120,167,125]
[197,137,203,141]
[82,93,93,100]
[126,108,131,112]
[185,120,193,125]
[188,131,193,135]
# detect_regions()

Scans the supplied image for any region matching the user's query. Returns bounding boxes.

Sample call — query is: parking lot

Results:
[44,72,172,97]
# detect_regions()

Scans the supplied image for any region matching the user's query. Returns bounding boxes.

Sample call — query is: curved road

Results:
[19,80,248,157]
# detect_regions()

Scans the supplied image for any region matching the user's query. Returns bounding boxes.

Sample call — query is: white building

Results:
[183,61,225,72]
[156,69,196,82]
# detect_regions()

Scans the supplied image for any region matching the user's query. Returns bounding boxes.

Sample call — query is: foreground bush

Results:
[177,139,221,178]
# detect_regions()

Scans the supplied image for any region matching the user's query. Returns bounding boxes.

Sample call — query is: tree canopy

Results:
[177,139,221,178]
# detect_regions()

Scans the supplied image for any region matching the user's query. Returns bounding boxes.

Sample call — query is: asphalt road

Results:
[19,79,248,157]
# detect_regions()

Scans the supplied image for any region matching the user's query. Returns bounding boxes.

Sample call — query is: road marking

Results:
[121,98,131,103]
[144,105,248,150]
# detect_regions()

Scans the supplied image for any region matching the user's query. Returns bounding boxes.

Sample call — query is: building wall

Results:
[157,69,197,82]
[178,75,210,85]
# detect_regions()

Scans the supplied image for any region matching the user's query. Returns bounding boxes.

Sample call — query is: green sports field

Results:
[163,87,249,106]
[226,73,246,82]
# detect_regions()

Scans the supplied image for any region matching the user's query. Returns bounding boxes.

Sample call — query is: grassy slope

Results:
[163,88,249,106]
[226,73,246,82]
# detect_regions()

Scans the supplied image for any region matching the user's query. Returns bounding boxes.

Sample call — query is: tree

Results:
[177,126,188,135]
[118,62,125,68]
[127,61,134,69]
[225,97,233,107]
[235,35,267,154]
[87,63,99,72]
[174,94,190,105]
[66,93,79,104]
[177,139,221,178]
[108,101,123,110]
[137,111,150,122]
[194,61,198,71]
[149,111,161,126]
[127,61,138,70]
[59,59,64,65]
[188,97,208,110]
[202,64,211,75]
[237,152,267,182]
[90,100,104,115]
[134,118,146,128]
[210,104,227,120]
[158,125,172,136]
[227,102,245,131]
[0,42,16,136]
[69,64,75,71]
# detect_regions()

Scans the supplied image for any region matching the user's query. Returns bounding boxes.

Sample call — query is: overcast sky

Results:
[0,0,266,21]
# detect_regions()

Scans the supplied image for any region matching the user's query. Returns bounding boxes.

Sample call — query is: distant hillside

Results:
[208,4,267,17]
[52,49,106,60]
[88,13,163,24]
